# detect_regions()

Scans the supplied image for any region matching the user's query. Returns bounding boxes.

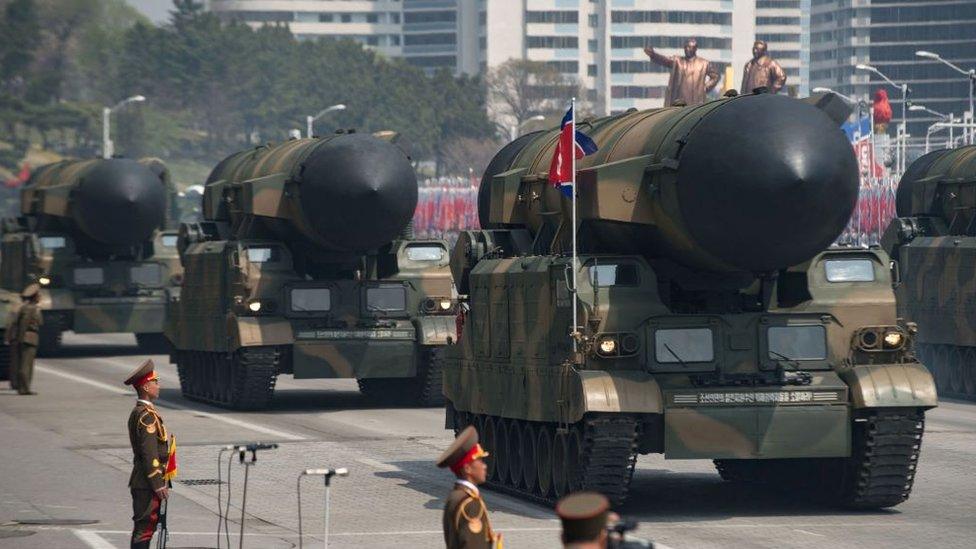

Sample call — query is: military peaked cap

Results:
[556,491,610,543]
[124,359,157,387]
[436,425,490,474]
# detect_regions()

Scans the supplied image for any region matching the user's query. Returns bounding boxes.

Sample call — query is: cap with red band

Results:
[436,425,490,475]
[124,359,157,387]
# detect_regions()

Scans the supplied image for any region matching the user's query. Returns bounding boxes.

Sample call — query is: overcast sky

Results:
[125,0,172,23]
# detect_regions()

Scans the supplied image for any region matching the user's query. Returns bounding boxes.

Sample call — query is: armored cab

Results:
[446,93,936,508]
[0,288,19,380]
[165,133,456,410]
[883,145,976,399]
[0,158,177,354]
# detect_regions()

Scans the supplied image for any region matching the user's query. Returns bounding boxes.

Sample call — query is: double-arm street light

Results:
[856,64,910,173]
[306,104,346,138]
[911,104,960,153]
[102,95,146,159]
[916,50,975,144]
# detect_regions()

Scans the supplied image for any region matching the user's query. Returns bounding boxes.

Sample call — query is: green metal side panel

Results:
[73,302,167,333]
[664,405,850,459]
[292,340,417,379]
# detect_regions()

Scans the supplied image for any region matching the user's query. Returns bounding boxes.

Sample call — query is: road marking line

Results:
[73,529,117,549]
[793,528,826,537]
[36,365,305,441]
[35,365,129,395]
[355,457,400,472]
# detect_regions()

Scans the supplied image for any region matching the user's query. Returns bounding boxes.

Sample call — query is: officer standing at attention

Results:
[124,359,172,549]
[13,283,42,395]
[436,425,502,548]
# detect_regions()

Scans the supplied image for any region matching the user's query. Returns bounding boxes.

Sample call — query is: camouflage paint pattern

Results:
[883,145,976,398]
[446,96,935,470]
[0,158,178,344]
[166,134,458,385]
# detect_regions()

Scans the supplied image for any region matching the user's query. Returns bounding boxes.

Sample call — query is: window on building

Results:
[341,14,351,23]
[525,11,579,24]
[588,64,597,76]
[366,13,378,24]
[611,11,732,25]
[611,36,731,50]
[526,36,579,49]
[404,33,456,46]
[757,16,801,26]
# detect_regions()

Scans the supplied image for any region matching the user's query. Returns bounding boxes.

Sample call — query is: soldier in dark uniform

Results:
[557,492,611,548]
[124,359,173,549]
[436,425,502,548]
[14,283,42,395]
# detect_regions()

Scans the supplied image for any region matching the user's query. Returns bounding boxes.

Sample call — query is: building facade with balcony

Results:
[210,1,778,117]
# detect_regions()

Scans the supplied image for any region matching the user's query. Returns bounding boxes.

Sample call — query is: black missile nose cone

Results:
[74,159,166,246]
[300,134,417,252]
[677,94,859,272]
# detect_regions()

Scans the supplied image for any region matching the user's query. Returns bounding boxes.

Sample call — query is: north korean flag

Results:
[548,105,598,197]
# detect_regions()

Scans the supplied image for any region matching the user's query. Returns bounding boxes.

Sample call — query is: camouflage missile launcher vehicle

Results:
[165,133,456,410]
[883,145,976,400]
[0,158,178,354]
[0,287,19,380]
[446,93,937,508]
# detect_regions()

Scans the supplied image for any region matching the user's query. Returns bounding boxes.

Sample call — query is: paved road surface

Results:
[0,333,974,548]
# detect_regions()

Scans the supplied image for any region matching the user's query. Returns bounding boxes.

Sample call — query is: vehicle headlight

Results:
[38,276,51,286]
[883,330,904,349]
[439,299,453,311]
[247,301,262,312]
[598,337,618,356]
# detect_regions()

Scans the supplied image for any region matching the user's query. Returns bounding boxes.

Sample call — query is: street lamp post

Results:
[910,104,952,153]
[856,64,910,173]
[511,115,546,141]
[306,104,347,138]
[102,95,146,159]
[916,50,976,145]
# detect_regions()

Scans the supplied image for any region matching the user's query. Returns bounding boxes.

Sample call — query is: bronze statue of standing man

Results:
[741,40,787,95]
[644,38,720,106]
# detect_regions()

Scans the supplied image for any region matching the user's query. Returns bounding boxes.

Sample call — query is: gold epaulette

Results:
[138,409,166,439]
[454,495,492,541]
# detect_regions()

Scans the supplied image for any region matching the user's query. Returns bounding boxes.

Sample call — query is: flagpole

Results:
[571,97,579,354]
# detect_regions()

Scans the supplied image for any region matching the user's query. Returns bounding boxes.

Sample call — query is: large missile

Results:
[202,133,417,252]
[479,93,859,273]
[22,158,167,248]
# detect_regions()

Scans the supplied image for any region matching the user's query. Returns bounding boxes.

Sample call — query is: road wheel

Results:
[520,422,538,494]
[552,430,569,498]
[934,345,951,393]
[565,427,584,493]
[507,420,523,488]
[494,418,510,485]
[949,346,965,394]
[962,348,976,397]
[536,425,554,498]
[481,415,497,481]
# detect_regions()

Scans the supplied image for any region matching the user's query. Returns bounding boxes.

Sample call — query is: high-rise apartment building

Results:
[755,0,807,96]
[810,0,976,145]
[462,0,757,116]
[210,1,769,116]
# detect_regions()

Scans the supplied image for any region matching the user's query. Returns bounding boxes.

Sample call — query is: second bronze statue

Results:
[741,40,787,95]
